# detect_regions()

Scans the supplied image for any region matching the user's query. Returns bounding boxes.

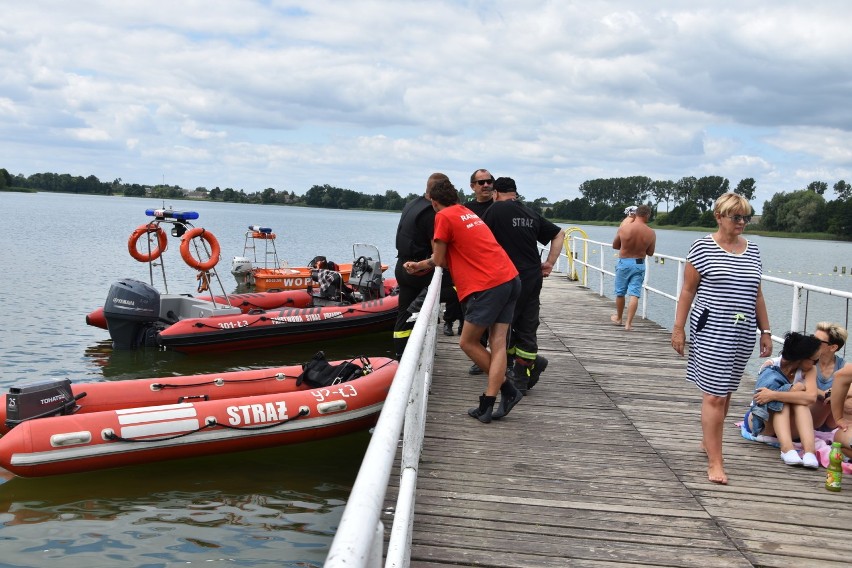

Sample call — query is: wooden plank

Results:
[384,277,852,567]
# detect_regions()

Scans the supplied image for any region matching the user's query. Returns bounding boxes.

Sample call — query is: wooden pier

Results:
[385,277,852,567]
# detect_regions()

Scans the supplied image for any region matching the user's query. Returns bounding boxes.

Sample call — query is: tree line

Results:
[2,168,850,238]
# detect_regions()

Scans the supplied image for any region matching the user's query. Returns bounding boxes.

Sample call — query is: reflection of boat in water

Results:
[86,209,398,354]
[230,225,387,291]
[0,354,397,477]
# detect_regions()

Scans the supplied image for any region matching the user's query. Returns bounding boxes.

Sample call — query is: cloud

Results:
[2,0,852,210]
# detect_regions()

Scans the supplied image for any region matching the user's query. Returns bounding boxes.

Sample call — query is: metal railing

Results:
[562,232,852,350]
[325,268,442,568]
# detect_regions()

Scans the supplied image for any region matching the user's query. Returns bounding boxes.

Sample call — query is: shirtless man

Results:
[611,204,656,330]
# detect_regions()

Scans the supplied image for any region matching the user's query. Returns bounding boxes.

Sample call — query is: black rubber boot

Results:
[527,355,549,390]
[467,394,496,423]
[492,379,523,420]
[511,359,531,394]
[443,320,454,336]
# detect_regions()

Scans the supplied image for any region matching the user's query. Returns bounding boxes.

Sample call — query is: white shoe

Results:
[803,452,819,469]
[781,449,803,466]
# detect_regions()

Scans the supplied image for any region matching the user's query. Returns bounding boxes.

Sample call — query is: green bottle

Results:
[826,441,843,492]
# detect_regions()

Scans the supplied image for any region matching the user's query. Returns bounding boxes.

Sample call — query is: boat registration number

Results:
[312,384,357,402]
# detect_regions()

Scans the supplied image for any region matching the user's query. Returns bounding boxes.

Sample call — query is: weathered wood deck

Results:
[385,277,852,567]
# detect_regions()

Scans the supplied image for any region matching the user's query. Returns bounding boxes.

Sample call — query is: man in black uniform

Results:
[393,172,459,358]
[482,177,565,392]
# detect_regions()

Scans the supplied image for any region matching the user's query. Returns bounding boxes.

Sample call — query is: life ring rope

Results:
[180,227,221,272]
[128,223,168,263]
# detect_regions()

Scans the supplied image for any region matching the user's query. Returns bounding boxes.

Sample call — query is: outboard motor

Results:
[102,278,162,349]
[231,256,253,281]
[5,378,84,429]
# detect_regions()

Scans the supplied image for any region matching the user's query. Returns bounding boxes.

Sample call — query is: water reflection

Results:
[0,432,369,567]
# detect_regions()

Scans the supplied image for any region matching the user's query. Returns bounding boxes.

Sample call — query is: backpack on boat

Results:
[296,352,369,388]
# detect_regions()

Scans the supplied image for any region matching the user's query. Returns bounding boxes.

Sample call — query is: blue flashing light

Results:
[249,225,273,233]
[145,209,200,221]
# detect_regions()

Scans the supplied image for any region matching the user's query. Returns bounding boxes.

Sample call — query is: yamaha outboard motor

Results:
[102,278,162,349]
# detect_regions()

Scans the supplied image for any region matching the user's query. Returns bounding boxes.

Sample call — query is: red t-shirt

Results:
[433,204,518,301]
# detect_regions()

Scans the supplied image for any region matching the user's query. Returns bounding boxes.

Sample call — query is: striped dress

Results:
[685,235,763,396]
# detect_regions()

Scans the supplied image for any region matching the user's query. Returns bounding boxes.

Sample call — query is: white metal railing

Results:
[325,268,442,568]
[561,233,852,350]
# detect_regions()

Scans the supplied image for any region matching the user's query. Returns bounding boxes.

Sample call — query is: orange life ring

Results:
[128,224,168,263]
[180,227,220,271]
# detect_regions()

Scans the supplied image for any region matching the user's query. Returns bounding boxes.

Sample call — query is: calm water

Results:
[1,192,851,566]
[0,192,400,567]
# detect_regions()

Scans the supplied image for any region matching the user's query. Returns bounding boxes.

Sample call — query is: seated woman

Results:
[810,322,849,431]
[750,332,822,468]
[830,364,852,459]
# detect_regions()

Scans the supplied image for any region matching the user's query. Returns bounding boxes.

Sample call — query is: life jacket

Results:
[395,197,434,261]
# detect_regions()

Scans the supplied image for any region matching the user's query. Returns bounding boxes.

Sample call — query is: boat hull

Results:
[158,295,398,354]
[0,358,397,477]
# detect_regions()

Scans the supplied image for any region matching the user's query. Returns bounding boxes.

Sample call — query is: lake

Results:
[1,191,851,566]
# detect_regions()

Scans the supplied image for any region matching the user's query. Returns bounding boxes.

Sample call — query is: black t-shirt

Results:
[465,199,493,218]
[482,200,561,274]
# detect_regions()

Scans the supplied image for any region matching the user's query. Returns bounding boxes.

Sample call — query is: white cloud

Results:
[2,0,852,208]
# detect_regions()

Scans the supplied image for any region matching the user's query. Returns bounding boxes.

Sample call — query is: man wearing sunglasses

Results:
[467,169,495,217]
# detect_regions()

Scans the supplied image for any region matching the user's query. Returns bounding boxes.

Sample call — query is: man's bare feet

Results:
[624,323,633,331]
[708,464,728,485]
[610,315,622,326]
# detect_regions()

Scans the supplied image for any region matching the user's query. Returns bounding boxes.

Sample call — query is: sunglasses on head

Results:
[475,179,494,186]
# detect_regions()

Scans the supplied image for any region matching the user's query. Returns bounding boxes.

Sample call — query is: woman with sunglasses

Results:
[750,332,823,467]
[810,322,849,430]
[671,193,772,485]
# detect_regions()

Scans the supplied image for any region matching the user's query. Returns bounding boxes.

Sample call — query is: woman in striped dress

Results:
[671,193,773,485]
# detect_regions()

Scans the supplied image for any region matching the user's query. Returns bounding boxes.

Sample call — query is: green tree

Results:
[694,176,729,212]
[651,179,675,211]
[209,187,221,200]
[761,189,827,232]
[735,178,757,201]
[807,181,828,195]
[0,168,9,189]
[833,180,851,201]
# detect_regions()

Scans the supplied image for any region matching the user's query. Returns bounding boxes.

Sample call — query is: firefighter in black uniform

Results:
[393,173,460,358]
[482,177,565,392]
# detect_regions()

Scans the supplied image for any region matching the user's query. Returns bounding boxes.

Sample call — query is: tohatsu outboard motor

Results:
[102,278,162,349]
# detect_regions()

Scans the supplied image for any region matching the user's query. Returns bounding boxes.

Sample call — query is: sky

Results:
[2,1,852,211]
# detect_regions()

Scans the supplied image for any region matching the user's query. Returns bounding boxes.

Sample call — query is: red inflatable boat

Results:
[0,355,397,477]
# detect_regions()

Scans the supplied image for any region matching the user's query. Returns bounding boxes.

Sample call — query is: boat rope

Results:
[150,373,299,391]
[103,407,310,443]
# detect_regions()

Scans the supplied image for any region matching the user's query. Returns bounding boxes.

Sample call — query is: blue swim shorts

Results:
[614,258,645,298]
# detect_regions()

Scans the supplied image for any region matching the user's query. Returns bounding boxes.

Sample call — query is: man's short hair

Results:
[635,205,651,218]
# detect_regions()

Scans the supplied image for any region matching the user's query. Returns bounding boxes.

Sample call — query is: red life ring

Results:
[128,224,168,262]
[180,227,220,271]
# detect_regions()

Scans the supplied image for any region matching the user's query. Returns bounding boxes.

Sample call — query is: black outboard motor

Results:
[102,278,162,349]
[5,378,84,429]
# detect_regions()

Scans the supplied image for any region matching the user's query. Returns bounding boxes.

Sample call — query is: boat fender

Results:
[128,223,168,263]
[180,227,221,271]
